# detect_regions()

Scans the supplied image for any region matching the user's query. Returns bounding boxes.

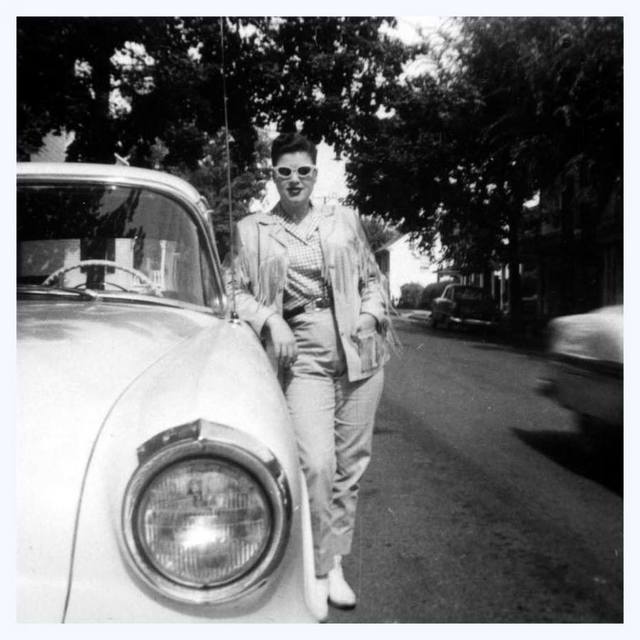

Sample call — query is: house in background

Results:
[519,173,623,321]
[375,234,438,303]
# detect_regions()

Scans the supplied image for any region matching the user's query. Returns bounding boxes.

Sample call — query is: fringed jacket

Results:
[227,202,393,382]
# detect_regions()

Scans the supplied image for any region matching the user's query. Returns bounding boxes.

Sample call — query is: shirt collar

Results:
[273,201,320,241]
[258,200,334,226]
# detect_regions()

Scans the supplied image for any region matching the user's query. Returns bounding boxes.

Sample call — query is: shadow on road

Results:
[397,315,500,343]
[512,427,623,496]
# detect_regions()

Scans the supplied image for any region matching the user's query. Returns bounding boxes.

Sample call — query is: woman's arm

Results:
[224,220,277,335]
[350,210,390,331]
[225,220,298,368]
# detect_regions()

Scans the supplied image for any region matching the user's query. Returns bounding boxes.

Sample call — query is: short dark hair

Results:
[271,132,318,165]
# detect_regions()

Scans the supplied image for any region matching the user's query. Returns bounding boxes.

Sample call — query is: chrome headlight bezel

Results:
[122,420,292,605]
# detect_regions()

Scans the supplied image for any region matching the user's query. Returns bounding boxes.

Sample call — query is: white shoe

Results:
[328,555,356,609]
[311,576,329,622]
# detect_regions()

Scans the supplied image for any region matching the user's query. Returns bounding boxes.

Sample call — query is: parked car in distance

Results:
[419,280,457,311]
[536,305,623,438]
[430,284,501,330]
[17,162,322,623]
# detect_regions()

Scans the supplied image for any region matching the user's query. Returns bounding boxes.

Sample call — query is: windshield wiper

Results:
[17,284,101,301]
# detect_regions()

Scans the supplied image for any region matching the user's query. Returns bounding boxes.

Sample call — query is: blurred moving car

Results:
[17,163,322,622]
[537,305,623,436]
[430,284,501,330]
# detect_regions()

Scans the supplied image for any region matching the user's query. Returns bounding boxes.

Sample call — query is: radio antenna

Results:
[219,16,239,321]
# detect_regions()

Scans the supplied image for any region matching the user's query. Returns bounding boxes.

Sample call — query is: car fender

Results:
[64,318,317,622]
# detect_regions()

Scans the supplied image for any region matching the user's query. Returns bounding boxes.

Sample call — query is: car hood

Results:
[16,299,216,620]
[549,304,623,364]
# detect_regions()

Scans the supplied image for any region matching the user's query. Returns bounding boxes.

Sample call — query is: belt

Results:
[283,296,333,321]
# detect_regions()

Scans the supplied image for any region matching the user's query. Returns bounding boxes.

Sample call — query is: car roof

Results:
[17,162,205,207]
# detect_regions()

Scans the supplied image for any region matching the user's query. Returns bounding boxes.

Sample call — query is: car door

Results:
[432,285,454,326]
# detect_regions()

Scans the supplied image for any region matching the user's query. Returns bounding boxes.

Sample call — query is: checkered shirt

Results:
[272,203,329,313]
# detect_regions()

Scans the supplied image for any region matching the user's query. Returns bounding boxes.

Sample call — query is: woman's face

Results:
[273,151,317,210]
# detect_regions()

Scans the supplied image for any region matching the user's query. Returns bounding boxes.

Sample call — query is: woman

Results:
[228,132,391,618]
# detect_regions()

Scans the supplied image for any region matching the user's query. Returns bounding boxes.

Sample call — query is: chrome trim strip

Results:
[17,164,203,204]
[122,420,292,605]
[549,353,624,379]
[450,316,497,327]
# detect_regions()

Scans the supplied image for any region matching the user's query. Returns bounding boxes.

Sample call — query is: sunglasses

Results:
[273,165,316,179]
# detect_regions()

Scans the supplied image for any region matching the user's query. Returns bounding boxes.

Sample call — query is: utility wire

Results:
[219,16,239,321]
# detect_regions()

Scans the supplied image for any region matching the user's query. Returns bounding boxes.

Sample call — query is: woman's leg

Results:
[330,368,385,557]
[285,372,337,577]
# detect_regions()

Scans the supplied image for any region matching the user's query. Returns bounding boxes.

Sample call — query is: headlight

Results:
[137,457,271,586]
[123,421,291,604]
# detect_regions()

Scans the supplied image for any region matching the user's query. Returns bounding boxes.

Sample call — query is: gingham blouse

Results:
[272,203,329,313]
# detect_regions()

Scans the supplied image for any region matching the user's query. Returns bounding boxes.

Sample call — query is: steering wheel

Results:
[75,281,129,292]
[42,259,164,297]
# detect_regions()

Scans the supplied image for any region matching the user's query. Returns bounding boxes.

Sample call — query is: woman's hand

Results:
[265,314,298,368]
[354,312,377,336]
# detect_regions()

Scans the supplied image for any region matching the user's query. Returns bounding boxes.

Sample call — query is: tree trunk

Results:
[507,208,523,334]
[89,52,115,163]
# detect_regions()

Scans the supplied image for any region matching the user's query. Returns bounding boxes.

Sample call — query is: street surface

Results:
[329,313,623,623]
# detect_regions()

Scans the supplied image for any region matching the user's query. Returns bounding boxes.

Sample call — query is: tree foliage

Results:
[17,17,416,257]
[17,17,152,162]
[17,17,414,166]
[172,129,272,257]
[346,17,622,327]
[359,213,402,252]
[398,282,424,309]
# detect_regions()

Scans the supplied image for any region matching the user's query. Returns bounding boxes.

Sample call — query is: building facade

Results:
[375,234,438,304]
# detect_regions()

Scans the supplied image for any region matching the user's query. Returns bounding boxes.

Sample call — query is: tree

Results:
[17,17,156,162]
[454,17,622,323]
[17,17,415,168]
[359,214,402,252]
[398,282,424,309]
[346,17,622,330]
[18,17,417,255]
[171,128,272,258]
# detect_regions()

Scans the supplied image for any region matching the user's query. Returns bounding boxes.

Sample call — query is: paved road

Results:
[329,315,623,623]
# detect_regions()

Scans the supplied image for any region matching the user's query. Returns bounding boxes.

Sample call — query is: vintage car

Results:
[418,280,456,312]
[536,305,623,437]
[430,284,501,330]
[16,162,323,622]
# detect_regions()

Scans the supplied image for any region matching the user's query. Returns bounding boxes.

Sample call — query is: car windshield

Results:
[18,182,219,307]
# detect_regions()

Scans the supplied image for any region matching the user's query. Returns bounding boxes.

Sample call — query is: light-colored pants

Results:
[284,308,384,576]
